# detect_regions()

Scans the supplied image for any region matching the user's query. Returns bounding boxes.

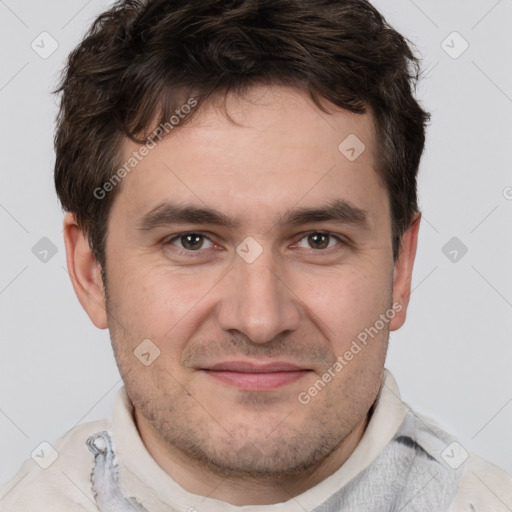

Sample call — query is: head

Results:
[56,0,427,485]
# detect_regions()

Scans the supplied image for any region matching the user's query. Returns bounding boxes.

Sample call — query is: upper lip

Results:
[205,361,310,373]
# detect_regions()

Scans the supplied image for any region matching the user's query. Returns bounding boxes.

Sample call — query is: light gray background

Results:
[1,0,511,489]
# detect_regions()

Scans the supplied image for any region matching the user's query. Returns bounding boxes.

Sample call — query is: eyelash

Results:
[163,231,346,256]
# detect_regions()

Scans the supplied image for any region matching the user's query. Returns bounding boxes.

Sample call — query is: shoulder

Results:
[0,418,110,511]
[394,406,512,511]
[411,410,512,511]
[449,454,512,511]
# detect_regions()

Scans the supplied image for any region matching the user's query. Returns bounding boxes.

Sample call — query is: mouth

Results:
[200,361,313,391]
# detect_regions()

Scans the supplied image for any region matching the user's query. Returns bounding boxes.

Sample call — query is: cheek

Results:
[289,264,392,342]
[106,247,393,350]
[106,260,226,339]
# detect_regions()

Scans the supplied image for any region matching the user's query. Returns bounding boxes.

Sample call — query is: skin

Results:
[64,85,420,506]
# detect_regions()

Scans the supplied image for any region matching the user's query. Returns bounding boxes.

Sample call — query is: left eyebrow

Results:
[278,199,369,228]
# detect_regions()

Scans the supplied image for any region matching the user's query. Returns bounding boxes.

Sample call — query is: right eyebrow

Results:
[136,202,242,231]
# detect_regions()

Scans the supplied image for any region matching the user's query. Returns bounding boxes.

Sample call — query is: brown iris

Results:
[181,233,204,250]
[308,233,330,249]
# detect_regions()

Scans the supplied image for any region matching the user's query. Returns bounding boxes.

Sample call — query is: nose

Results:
[216,250,301,344]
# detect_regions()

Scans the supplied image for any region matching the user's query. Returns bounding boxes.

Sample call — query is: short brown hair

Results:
[54,0,429,267]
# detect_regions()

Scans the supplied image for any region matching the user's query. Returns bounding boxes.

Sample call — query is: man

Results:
[1,0,511,510]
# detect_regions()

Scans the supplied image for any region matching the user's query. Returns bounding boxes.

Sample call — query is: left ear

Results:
[389,213,421,331]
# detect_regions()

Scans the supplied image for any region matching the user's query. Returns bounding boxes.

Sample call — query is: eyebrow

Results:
[279,199,368,227]
[136,199,368,232]
[137,202,241,231]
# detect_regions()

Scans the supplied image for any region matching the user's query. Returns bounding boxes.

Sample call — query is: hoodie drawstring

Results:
[87,431,149,512]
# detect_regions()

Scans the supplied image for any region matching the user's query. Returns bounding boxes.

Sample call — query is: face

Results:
[70,85,417,480]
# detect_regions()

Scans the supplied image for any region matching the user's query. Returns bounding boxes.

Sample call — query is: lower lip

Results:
[203,370,310,390]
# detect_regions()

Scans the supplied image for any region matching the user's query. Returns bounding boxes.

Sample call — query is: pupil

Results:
[309,233,328,249]
[183,234,203,250]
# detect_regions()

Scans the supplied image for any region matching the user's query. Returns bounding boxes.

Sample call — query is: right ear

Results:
[63,213,108,329]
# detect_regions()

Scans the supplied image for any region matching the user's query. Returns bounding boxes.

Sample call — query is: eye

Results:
[296,232,341,250]
[167,232,214,251]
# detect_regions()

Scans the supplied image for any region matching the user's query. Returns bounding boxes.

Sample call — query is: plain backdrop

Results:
[1,0,511,488]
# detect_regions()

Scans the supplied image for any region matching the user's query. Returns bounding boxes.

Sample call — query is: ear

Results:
[389,213,421,331]
[63,213,108,329]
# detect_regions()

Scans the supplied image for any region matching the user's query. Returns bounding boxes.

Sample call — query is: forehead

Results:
[112,85,387,230]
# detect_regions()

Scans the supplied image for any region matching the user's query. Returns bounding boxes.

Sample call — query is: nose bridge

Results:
[217,248,300,343]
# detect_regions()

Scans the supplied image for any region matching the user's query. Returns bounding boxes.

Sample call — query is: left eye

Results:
[168,233,214,251]
[296,232,341,250]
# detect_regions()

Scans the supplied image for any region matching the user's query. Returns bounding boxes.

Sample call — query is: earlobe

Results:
[63,213,108,329]
[389,213,421,331]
